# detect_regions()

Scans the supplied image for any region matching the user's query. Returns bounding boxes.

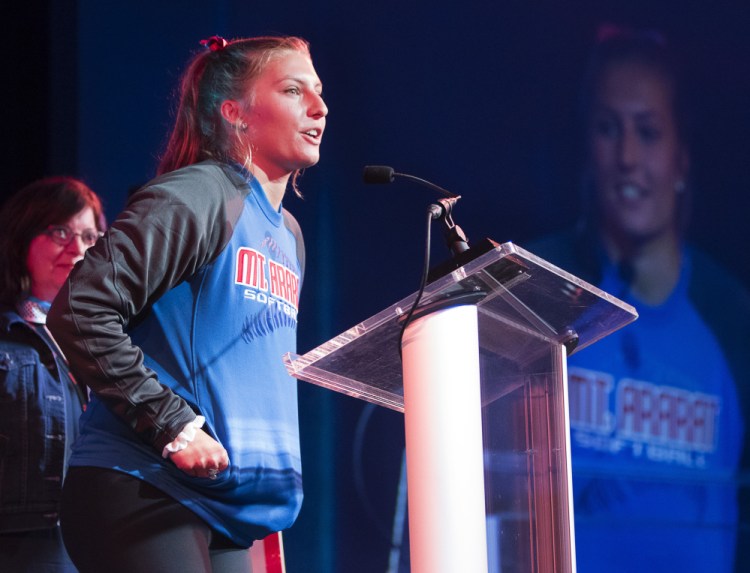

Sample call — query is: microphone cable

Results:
[398,205,437,357]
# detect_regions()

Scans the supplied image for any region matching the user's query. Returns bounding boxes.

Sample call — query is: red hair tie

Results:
[200,36,228,52]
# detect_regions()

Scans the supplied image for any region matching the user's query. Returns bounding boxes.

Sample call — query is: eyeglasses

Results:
[42,225,104,248]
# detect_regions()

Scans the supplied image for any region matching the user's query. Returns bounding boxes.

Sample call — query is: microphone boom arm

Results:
[395,172,460,199]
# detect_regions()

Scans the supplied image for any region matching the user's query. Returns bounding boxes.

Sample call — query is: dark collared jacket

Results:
[0,305,83,532]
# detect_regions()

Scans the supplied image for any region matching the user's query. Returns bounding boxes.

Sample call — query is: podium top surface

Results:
[284,241,638,411]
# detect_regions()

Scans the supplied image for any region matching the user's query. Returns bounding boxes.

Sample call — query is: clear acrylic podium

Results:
[284,242,637,573]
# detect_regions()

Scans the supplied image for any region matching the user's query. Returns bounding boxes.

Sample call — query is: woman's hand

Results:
[169,428,229,479]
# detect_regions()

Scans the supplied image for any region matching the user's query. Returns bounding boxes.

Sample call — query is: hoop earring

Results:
[241,148,254,175]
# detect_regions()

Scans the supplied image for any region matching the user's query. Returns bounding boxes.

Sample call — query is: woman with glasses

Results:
[47,35,326,573]
[0,176,105,572]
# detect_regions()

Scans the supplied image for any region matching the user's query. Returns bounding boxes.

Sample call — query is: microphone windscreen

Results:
[363,165,394,184]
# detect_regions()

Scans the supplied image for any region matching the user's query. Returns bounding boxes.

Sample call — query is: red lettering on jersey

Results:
[235,248,267,290]
[619,383,635,434]
[284,267,299,306]
[639,385,655,436]
[617,378,718,451]
[569,368,613,432]
[268,261,282,300]
[692,398,718,450]
[672,393,690,443]
[268,260,300,309]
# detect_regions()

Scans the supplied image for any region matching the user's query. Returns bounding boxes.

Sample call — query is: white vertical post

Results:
[401,303,488,573]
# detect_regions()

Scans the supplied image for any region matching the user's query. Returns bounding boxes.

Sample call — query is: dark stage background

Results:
[6,1,750,571]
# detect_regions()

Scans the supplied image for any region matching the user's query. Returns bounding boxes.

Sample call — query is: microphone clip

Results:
[430,198,469,256]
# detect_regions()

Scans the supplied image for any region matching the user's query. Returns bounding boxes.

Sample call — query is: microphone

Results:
[362,165,395,184]
[363,165,459,199]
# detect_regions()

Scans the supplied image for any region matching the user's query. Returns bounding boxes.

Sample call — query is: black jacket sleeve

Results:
[47,162,248,453]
